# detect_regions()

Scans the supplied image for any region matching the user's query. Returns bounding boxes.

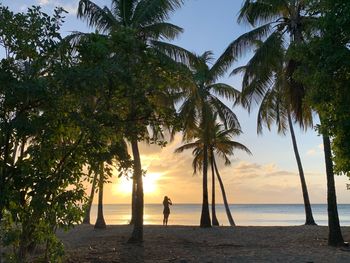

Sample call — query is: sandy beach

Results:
[58,225,350,262]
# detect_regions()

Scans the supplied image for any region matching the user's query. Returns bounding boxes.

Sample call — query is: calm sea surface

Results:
[90,204,350,226]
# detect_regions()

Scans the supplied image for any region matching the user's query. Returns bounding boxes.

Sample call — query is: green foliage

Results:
[292,0,350,175]
[0,5,89,261]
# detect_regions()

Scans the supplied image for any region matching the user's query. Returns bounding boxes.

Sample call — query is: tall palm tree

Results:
[232,54,317,225]
[177,51,240,227]
[76,0,192,242]
[175,117,251,226]
[218,0,343,245]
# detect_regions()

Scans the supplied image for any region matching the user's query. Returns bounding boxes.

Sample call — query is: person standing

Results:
[162,196,172,226]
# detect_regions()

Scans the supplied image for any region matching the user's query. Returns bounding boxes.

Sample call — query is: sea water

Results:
[89,204,350,226]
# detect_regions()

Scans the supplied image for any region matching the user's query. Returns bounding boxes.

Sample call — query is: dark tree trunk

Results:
[210,153,219,226]
[94,163,106,229]
[128,138,144,242]
[287,112,316,225]
[83,168,98,224]
[200,144,211,228]
[322,133,344,246]
[213,156,235,226]
[129,177,137,225]
[0,129,11,222]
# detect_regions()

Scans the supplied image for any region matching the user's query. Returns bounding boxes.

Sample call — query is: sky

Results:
[1,0,350,204]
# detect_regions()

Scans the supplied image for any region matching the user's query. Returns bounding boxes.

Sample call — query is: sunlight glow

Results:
[113,172,162,195]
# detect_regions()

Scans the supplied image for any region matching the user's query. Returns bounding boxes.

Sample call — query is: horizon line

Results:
[98,203,350,205]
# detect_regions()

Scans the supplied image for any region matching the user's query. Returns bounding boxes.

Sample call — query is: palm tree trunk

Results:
[210,153,219,226]
[83,168,98,224]
[128,138,144,242]
[129,177,137,225]
[213,156,235,226]
[287,111,316,225]
[94,163,106,229]
[322,132,344,246]
[200,144,211,228]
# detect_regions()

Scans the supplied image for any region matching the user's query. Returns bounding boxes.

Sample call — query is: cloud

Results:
[230,161,296,181]
[306,143,324,156]
[307,149,317,156]
[20,5,28,11]
[37,0,51,5]
[36,0,78,16]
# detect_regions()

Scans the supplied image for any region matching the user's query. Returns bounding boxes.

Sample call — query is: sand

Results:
[58,224,350,262]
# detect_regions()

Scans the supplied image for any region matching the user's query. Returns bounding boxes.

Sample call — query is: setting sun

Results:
[113,172,162,195]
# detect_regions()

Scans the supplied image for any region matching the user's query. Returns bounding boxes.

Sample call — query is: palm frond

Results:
[142,22,183,40]
[208,83,240,101]
[111,0,137,25]
[132,0,184,25]
[217,127,242,138]
[231,66,246,76]
[63,31,108,50]
[238,0,288,26]
[256,88,288,134]
[192,150,203,174]
[215,23,273,75]
[220,141,252,155]
[78,0,118,33]
[151,40,197,65]
[209,96,241,130]
[236,31,285,110]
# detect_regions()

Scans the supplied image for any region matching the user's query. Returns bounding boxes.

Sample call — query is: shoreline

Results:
[59,224,350,262]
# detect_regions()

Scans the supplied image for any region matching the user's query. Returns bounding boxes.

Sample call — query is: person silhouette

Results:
[162,196,172,226]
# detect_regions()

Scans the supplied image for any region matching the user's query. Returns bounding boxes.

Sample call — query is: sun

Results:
[113,172,162,195]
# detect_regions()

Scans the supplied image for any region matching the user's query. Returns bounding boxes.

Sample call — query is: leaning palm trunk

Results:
[94,163,106,229]
[287,112,316,225]
[210,154,219,226]
[213,156,235,226]
[200,144,211,227]
[321,129,344,246]
[128,138,144,242]
[83,168,98,224]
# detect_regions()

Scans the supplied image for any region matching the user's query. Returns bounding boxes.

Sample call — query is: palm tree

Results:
[210,126,251,227]
[177,51,240,227]
[94,162,107,229]
[76,0,193,242]
[232,53,317,226]
[218,0,343,244]
[175,115,216,227]
[175,116,251,226]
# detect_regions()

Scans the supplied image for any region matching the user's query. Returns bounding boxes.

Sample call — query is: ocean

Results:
[89,204,350,226]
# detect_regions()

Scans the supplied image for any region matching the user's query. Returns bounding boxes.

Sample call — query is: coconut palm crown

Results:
[217,0,316,124]
[178,51,241,141]
[76,0,193,62]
